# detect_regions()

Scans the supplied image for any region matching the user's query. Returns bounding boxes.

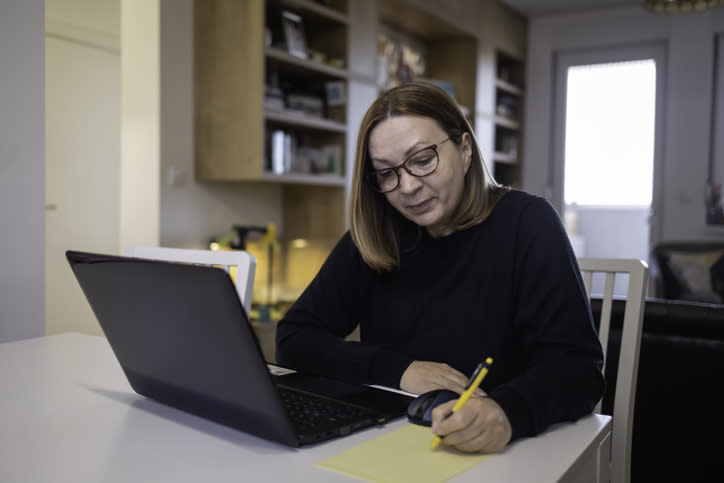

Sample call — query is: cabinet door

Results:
[195,0,265,180]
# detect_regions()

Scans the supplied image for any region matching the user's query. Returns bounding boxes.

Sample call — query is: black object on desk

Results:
[407,389,458,427]
[66,250,414,447]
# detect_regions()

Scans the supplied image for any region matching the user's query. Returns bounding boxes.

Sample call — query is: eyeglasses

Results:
[367,137,450,193]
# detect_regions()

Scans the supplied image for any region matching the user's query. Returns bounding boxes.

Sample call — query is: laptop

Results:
[66,250,413,447]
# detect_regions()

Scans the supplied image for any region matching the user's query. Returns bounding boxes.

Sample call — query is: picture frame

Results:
[281,10,308,59]
[324,81,346,107]
[319,144,343,175]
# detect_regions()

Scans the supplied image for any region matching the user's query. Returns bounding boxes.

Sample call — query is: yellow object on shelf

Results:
[284,237,336,295]
[245,223,282,321]
[209,223,338,322]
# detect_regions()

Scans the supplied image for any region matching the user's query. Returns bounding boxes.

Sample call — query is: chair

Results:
[577,257,648,483]
[123,246,256,315]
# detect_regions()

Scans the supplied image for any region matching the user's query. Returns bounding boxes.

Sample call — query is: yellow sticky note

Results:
[316,424,489,483]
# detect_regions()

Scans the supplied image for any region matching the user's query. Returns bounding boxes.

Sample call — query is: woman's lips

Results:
[408,198,432,214]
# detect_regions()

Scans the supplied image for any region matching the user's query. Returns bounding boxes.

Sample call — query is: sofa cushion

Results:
[651,242,724,302]
[710,253,724,300]
[666,250,724,303]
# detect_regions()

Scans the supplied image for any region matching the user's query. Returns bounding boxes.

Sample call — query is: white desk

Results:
[0,333,611,483]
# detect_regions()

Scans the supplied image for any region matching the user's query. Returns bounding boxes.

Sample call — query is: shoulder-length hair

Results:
[349,81,509,272]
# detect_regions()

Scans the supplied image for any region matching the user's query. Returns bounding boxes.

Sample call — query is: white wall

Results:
[522,6,724,244]
[41,0,285,337]
[158,0,283,250]
[45,0,121,336]
[121,0,161,249]
[0,1,45,342]
[576,206,650,259]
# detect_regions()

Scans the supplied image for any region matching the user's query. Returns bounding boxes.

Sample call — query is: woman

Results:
[276,81,604,453]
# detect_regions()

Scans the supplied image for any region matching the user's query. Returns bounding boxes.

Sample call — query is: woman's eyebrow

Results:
[369,140,433,167]
[369,156,395,169]
[402,140,432,157]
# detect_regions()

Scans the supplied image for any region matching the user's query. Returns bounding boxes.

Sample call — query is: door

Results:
[45,29,120,335]
[551,44,666,274]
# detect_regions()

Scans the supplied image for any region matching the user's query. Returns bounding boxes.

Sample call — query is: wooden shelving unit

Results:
[260,172,347,187]
[194,0,350,240]
[270,0,349,23]
[377,0,478,122]
[264,110,347,133]
[493,50,525,187]
[376,1,527,190]
[265,47,349,79]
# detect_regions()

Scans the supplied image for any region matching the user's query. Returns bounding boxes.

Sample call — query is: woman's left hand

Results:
[430,397,512,453]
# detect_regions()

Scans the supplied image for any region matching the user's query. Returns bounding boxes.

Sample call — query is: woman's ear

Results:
[460,132,473,173]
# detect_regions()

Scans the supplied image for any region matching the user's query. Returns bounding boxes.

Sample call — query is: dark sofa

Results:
[591,296,724,483]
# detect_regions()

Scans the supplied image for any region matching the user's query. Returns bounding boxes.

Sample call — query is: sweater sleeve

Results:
[275,232,415,387]
[487,198,605,441]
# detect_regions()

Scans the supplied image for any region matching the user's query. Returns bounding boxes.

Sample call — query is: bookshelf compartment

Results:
[493,49,525,188]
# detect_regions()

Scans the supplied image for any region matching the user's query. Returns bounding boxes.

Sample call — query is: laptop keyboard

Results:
[278,387,380,439]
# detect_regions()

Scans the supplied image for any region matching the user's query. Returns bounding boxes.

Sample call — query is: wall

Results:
[0,1,45,342]
[158,0,282,250]
[45,0,121,336]
[573,206,650,261]
[522,6,724,245]
[121,0,161,249]
[41,0,283,337]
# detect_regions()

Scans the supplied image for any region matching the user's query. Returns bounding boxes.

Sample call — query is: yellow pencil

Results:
[431,357,493,450]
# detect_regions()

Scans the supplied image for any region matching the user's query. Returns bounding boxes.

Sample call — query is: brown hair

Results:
[349,81,509,272]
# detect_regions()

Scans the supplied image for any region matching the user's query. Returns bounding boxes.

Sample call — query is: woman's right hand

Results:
[400,360,486,396]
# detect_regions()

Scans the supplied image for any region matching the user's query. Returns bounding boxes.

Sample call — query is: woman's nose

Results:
[397,169,422,193]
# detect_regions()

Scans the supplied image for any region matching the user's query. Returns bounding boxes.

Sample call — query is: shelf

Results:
[493,49,525,188]
[495,78,523,96]
[265,110,347,133]
[265,46,348,79]
[493,152,518,165]
[379,0,465,39]
[260,172,347,186]
[271,0,348,24]
[494,116,520,130]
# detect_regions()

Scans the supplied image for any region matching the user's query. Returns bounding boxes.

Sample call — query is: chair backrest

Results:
[577,257,648,483]
[123,246,256,315]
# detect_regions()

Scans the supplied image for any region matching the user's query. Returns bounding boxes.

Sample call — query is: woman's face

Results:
[368,115,472,237]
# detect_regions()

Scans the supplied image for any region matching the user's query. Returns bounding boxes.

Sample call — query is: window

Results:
[563,60,656,207]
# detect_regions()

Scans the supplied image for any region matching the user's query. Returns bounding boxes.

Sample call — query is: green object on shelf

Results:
[257,304,271,323]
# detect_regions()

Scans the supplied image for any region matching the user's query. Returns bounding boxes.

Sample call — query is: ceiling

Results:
[497,0,639,16]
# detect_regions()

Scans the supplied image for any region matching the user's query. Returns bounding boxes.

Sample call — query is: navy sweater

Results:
[276,190,605,440]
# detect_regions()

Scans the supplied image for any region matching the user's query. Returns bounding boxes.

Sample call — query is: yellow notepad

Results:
[316,424,489,483]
